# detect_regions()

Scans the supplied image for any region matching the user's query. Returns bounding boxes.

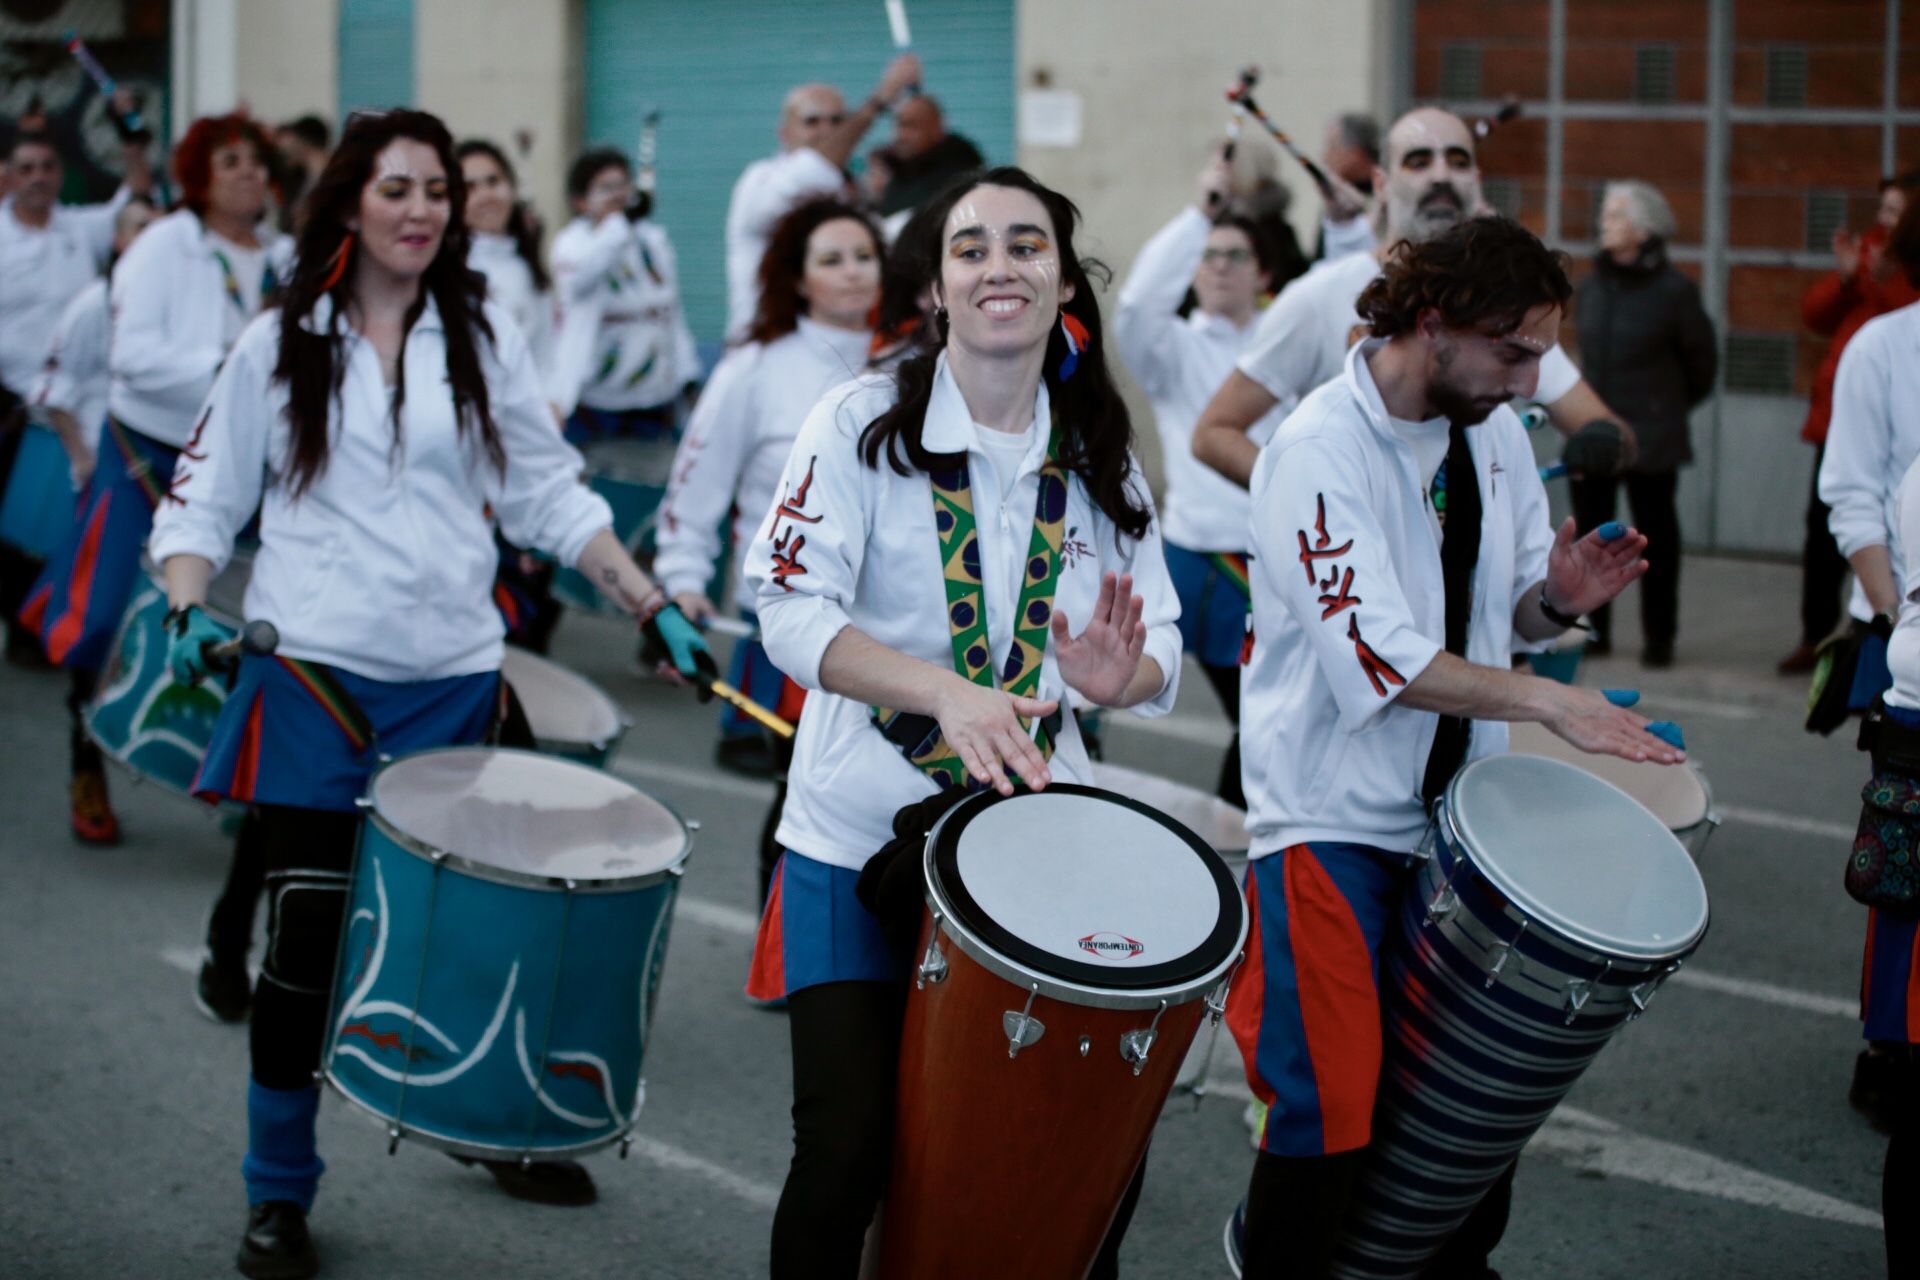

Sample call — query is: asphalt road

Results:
[0,554,1892,1279]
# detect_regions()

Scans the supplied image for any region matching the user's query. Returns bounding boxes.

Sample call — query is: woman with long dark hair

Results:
[456,138,553,374]
[655,196,880,795]
[147,109,709,1279]
[24,111,290,845]
[741,167,1183,1277]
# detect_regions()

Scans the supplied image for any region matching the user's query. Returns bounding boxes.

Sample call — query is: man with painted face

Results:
[724,54,922,341]
[1191,107,1633,492]
[1221,216,1682,1279]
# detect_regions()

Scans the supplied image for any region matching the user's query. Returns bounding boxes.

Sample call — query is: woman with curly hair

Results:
[147,108,709,1278]
[24,111,290,847]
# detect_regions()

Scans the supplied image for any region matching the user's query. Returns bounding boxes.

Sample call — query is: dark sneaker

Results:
[453,1154,597,1206]
[196,955,252,1024]
[715,735,777,778]
[1223,1197,1245,1277]
[1777,642,1821,675]
[70,764,120,845]
[236,1200,318,1279]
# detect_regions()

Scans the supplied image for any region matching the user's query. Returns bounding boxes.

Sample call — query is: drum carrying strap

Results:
[105,417,167,510]
[872,421,1067,790]
[1206,551,1251,602]
[1420,419,1483,809]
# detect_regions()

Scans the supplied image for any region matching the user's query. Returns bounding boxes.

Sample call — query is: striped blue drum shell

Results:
[323,748,691,1161]
[1332,753,1710,1280]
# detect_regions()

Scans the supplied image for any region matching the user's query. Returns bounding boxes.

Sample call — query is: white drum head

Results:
[936,788,1235,987]
[501,648,624,746]
[1446,754,1708,959]
[1090,762,1248,855]
[370,748,687,884]
[1506,722,1709,830]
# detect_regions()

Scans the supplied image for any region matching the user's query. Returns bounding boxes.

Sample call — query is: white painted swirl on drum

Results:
[332,961,518,1088]
[513,1008,625,1129]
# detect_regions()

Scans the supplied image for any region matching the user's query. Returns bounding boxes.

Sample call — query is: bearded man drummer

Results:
[1222,216,1684,1278]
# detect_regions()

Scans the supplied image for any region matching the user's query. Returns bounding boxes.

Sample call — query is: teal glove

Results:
[642,604,718,700]
[164,604,231,686]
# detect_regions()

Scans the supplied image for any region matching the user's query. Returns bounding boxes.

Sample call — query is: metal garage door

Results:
[583,0,1014,347]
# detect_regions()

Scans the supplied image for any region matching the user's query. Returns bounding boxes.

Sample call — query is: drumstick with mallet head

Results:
[1225,81,1373,221]
[1207,66,1260,214]
[65,33,150,143]
[627,109,660,222]
[884,0,921,96]
[1473,97,1523,141]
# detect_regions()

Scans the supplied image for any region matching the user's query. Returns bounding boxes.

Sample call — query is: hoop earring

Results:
[319,232,355,292]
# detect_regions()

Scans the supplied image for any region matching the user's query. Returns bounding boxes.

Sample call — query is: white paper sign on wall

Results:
[1018,89,1083,148]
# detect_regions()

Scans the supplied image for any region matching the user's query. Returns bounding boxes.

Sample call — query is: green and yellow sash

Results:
[874,423,1068,790]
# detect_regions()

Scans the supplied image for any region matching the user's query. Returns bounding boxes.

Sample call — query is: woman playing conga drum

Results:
[742,166,1183,1277]
[147,109,709,1279]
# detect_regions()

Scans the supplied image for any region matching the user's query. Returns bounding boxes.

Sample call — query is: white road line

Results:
[1717,804,1855,842]
[614,759,777,802]
[1666,967,1857,1020]
[675,895,760,937]
[626,1135,780,1211]
[1197,1078,1878,1229]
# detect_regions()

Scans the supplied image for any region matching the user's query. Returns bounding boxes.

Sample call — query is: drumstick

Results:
[627,110,660,221]
[204,619,279,669]
[65,33,147,140]
[884,0,921,97]
[702,615,758,640]
[708,678,795,739]
[1225,83,1372,218]
[1474,97,1523,141]
[1209,67,1259,214]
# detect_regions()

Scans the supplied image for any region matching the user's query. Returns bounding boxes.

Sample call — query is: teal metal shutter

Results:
[338,0,416,114]
[584,0,1014,347]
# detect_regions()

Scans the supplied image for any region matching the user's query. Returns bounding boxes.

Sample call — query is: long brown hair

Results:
[273,109,502,497]
[858,168,1150,540]
[747,197,884,346]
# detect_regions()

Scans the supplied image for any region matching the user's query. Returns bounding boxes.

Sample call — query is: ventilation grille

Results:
[1765,45,1809,108]
[1634,45,1677,104]
[1805,191,1849,252]
[1440,44,1483,101]
[1724,334,1793,394]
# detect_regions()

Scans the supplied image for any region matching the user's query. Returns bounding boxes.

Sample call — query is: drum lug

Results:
[386,1126,402,1156]
[1562,979,1593,1023]
[1120,1001,1169,1077]
[1004,985,1045,1058]
[685,819,702,833]
[916,913,948,988]
[1205,951,1247,1025]
[1483,919,1528,988]
[354,796,373,811]
[619,1135,633,1160]
[1078,1036,1091,1058]
[1629,960,1683,1018]
[1425,885,1460,927]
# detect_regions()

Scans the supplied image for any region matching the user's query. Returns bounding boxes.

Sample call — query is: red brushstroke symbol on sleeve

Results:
[769,455,822,592]
[1317,566,1361,620]
[1296,493,1352,584]
[163,408,216,507]
[1348,615,1405,697]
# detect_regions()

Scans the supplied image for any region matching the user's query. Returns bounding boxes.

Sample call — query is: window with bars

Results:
[1439,44,1482,100]
[1724,334,1795,395]
[1765,45,1808,108]
[1806,191,1849,253]
[1634,45,1676,104]
[1482,178,1521,218]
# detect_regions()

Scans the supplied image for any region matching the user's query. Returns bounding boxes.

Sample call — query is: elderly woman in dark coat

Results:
[1572,179,1719,667]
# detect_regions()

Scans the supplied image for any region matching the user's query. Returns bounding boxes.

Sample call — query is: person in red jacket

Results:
[1783,172,1920,674]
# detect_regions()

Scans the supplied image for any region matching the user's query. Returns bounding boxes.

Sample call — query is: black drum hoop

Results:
[927,783,1243,992]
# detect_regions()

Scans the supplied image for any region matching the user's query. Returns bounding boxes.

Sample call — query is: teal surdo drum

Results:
[85,550,250,797]
[499,646,630,768]
[323,747,691,1160]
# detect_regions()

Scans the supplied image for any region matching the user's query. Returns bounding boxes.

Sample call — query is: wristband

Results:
[634,587,668,625]
[1538,590,1581,630]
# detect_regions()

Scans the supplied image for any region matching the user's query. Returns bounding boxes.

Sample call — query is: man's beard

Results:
[1429,348,1507,427]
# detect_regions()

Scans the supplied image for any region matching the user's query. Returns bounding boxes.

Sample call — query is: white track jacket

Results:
[149,296,611,683]
[747,357,1183,869]
[1242,339,1554,856]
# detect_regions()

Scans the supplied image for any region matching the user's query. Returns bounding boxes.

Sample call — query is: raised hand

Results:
[932,678,1057,796]
[1543,517,1648,618]
[1051,571,1147,707]
[1542,684,1686,766]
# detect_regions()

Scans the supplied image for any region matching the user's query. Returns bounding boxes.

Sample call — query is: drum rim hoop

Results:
[1441,755,1709,960]
[364,746,693,891]
[500,648,635,748]
[922,784,1249,1004]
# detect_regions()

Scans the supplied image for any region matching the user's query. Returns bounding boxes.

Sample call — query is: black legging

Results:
[206,807,267,967]
[1888,1045,1918,1278]
[1571,470,1681,649]
[770,980,1148,1278]
[1200,661,1245,810]
[1240,1150,1513,1279]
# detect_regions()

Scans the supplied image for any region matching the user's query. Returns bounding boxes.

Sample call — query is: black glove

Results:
[1562,418,1625,478]
[639,604,718,701]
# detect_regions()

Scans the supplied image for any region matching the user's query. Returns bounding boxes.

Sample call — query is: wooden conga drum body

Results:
[878,785,1247,1280]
